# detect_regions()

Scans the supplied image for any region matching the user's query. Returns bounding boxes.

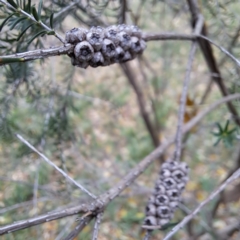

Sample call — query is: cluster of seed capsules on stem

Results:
[65,25,146,68]
[142,160,189,229]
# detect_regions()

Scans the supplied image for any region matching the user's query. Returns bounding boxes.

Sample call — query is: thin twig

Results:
[174,15,203,162]
[16,134,96,199]
[63,216,93,240]
[1,94,240,234]
[187,0,240,127]
[0,0,64,43]
[199,34,240,67]
[163,167,240,240]
[92,212,104,240]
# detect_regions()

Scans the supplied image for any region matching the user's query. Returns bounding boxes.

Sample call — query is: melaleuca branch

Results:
[0,31,239,68]
[0,44,73,65]
[0,93,239,235]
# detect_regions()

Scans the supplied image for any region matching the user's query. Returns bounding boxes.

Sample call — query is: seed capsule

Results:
[162,177,177,190]
[105,25,119,46]
[145,204,157,216]
[156,206,171,218]
[172,170,185,183]
[121,51,132,62]
[154,184,166,195]
[71,56,89,69]
[118,31,132,50]
[159,169,171,178]
[65,27,87,44]
[74,41,94,62]
[86,29,104,51]
[155,194,169,206]
[118,24,132,35]
[101,39,116,58]
[89,52,104,68]
[144,216,157,226]
[166,189,179,201]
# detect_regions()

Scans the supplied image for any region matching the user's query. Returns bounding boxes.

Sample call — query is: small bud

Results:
[74,41,94,62]
[89,52,104,68]
[102,39,116,58]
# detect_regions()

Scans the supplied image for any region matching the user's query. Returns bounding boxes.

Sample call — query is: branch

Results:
[16,134,96,199]
[163,166,240,239]
[174,15,203,162]
[1,93,240,235]
[187,0,240,126]
[120,62,159,148]
[92,212,104,240]
[64,215,93,240]
[0,44,73,65]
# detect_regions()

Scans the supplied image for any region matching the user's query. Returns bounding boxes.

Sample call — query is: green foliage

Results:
[212,120,237,147]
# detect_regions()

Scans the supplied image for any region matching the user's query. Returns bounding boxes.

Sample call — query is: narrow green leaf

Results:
[10,16,26,30]
[31,6,39,21]
[37,0,43,20]
[228,128,237,135]
[216,123,223,132]
[7,0,18,8]
[27,30,47,44]
[0,12,15,32]
[17,22,34,41]
[49,12,54,29]
[28,0,31,12]
[224,120,230,132]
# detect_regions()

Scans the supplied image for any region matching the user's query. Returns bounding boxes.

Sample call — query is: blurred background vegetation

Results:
[0,0,240,239]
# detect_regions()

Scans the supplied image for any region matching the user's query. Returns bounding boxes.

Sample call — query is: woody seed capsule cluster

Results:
[143,160,189,228]
[65,25,146,68]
